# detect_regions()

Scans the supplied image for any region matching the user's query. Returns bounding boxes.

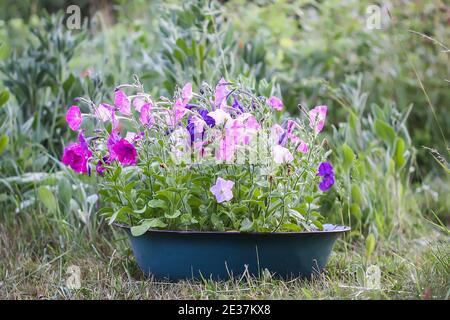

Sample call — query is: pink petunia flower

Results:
[296,140,309,153]
[139,103,154,126]
[216,135,236,162]
[173,99,186,125]
[95,103,115,122]
[210,177,234,203]
[80,68,92,78]
[182,82,193,104]
[214,77,229,109]
[225,113,260,146]
[115,89,131,115]
[270,124,285,144]
[273,145,294,164]
[66,105,82,131]
[309,105,328,134]
[62,143,92,174]
[267,96,283,111]
[125,131,144,142]
[287,133,309,153]
[133,98,145,112]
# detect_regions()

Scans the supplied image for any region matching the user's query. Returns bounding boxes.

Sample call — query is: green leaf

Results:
[176,38,190,55]
[148,199,168,209]
[0,134,8,155]
[374,119,396,147]
[38,186,58,213]
[349,113,358,132]
[63,73,75,92]
[98,207,114,216]
[365,233,376,261]
[241,199,266,210]
[231,205,248,215]
[131,218,167,236]
[394,138,406,169]
[57,177,72,208]
[0,90,9,107]
[341,143,355,171]
[109,206,132,225]
[133,205,147,214]
[350,203,362,220]
[239,218,253,232]
[351,185,362,204]
[312,220,323,230]
[165,210,181,219]
[281,223,302,232]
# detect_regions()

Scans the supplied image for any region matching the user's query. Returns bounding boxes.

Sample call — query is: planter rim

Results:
[115,223,350,236]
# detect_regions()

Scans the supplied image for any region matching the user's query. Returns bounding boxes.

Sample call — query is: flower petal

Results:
[115,89,131,115]
[267,96,283,111]
[66,106,82,131]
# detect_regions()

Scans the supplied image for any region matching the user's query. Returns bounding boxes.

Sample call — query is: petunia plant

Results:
[62,77,335,236]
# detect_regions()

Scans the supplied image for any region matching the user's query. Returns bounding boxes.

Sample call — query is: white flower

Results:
[207,109,231,126]
[273,145,294,164]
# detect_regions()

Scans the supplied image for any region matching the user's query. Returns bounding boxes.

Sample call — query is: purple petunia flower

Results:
[198,109,215,127]
[186,116,205,145]
[96,156,111,176]
[232,97,244,113]
[210,177,234,203]
[317,162,335,192]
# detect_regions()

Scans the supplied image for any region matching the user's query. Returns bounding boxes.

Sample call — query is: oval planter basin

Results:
[121,224,350,281]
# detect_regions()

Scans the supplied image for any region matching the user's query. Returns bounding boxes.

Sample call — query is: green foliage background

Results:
[0,0,448,246]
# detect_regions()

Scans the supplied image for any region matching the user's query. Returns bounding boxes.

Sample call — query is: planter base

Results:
[121,224,350,281]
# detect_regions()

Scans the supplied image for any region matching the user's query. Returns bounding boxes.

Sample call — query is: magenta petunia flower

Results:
[108,134,137,166]
[62,143,92,174]
[309,105,328,134]
[210,177,234,203]
[115,89,131,115]
[66,105,82,131]
[114,139,137,165]
[267,96,283,111]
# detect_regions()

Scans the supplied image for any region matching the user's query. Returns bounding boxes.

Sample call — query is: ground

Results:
[1,214,448,300]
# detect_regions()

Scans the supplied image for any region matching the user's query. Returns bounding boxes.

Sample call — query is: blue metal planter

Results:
[119,224,350,281]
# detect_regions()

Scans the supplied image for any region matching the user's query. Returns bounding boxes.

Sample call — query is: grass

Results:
[1,211,448,300]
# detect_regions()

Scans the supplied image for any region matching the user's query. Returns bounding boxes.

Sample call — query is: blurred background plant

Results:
[0,0,448,287]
